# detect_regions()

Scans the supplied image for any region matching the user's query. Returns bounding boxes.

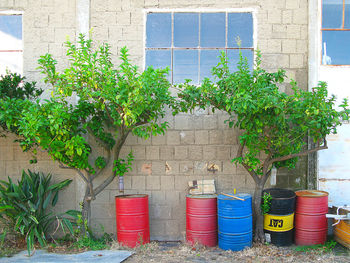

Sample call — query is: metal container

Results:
[115,194,150,248]
[263,188,296,215]
[264,213,294,246]
[334,219,350,249]
[217,193,252,251]
[294,190,329,245]
[186,194,217,247]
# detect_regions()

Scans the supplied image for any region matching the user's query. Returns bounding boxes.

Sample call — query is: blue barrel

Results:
[218,193,253,251]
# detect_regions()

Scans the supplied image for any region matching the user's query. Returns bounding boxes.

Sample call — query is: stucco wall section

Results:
[0,0,308,241]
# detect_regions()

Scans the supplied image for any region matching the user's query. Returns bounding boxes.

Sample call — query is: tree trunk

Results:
[253,181,265,242]
[81,187,92,237]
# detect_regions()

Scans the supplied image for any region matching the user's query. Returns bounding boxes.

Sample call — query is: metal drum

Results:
[218,193,252,251]
[115,194,150,248]
[186,194,217,247]
[263,188,296,246]
[295,190,329,245]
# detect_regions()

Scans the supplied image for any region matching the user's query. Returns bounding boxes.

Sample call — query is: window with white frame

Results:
[145,12,254,84]
[0,12,23,75]
[322,0,350,65]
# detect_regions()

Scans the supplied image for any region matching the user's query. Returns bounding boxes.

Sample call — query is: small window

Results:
[0,13,23,74]
[145,12,254,84]
[321,0,350,65]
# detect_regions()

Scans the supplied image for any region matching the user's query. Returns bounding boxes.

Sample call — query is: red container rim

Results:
[187,194,217,199]
[295,190,328,198]
[115,194,148,199]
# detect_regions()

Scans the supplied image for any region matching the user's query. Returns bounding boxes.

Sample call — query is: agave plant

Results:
[0,170,76,255]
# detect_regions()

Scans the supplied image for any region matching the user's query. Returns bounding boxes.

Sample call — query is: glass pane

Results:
[174,13,199,47]
[228,13,253,48]
[173,50,198,84]
[200,50,223,81]
[146,13,171,48]
[227,49,253,72]
[322,0,343,28]
[0,52,23,75]
[322,31,350,65]
[0,15,22,50]
[200,13,225,47]
[345,0,350,28]
[145,50,171,80]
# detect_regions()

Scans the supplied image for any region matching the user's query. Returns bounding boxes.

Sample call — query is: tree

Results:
[177,50,350,242]
[0,35,174,229]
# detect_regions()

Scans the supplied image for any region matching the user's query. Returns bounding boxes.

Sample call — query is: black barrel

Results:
[262,188,295,215]
[263,188,296,246]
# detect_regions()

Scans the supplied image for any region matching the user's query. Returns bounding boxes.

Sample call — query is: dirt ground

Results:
[120,241,350,263]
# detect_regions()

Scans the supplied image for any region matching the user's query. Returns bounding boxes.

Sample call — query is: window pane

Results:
[0,52,23,75]
[228,13,253,48]
[200,13,225,47]
[322,0,343,28]
[0,15,22,50]
[200,50,223,81]
[173,50,198,84]
[322,31,350,65]
[146,13,171,48]
[174,13,199,47]
[145,50,171,80]
[227,49,253,72]
[345,0,350,28]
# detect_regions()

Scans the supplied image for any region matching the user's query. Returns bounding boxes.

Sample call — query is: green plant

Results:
[0,34,176,230]
[261,193,272,215]
[0,170,75,255]
[177,49,350,242]
[295,240,337,253]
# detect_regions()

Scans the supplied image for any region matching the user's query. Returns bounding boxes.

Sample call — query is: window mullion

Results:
[343,0,346,29]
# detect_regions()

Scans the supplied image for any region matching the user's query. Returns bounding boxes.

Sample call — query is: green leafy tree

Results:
[177,50,350,242]
[1,35,174,229]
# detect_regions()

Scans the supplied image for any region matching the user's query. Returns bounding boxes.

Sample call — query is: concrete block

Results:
[151,161,165,175]
[137,137,151,145]
[297,39,308,53]
[267,10,281,24]
[165,191,180,205]
[293,8,307,25]
[152,134,166,145]
[267,39,282,53]
[188,146,203,160]
[290,54,304,68]
[194,130,209,145]
[223,130,236,145]
[179,161,194,175]
[203,115,218,130]
[167,131,180,145]
[217,174,233,192]
[94,190,110,204]
[150,191,167,205]
[0,146,14,161]
[132,175,146,190]
[139,162,152,175]
[150,205,172,220]
[165,161,179,175]
[217,146,231,160]
[282,10,293,24]
[203,146,217,160]
[232,173,247,189]
[160,146,175,160]
[286,0,300,9]
[165,220,181,239]
[150,220,165,238]
[282,39,297,53]
[193,161,207,175]
[131,146,146,160]
[146,176,161,190]
[209,130,224,145]
[91,203,115,219]
[174,146,188,160]
[223,160,236,174]
[174,176,190,191]
[192,116,203,129]
[175,115,190,130]
[161,175,175,190]
[116,11,131,25]
[146,146,160,160]
[286,25,301,39]
[180,131,195,145]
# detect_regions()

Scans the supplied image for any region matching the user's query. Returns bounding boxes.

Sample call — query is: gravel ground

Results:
[120,241,350,263]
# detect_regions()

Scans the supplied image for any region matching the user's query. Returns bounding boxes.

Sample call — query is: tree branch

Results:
[267,138,328,167]
[58,161,89,184]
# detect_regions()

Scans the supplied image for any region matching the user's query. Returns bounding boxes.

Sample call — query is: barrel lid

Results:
[186,194,217,199]
[218,193,252,200]
[263,188,296,199]
[115,194,148,199]
[295,190,328,197]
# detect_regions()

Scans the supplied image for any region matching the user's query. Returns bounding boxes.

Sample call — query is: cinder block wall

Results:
[0,0,308,240]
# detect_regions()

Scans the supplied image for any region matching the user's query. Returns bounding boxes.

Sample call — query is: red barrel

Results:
[294,190,328,245]
[186,194,217,247]
[115,194,150,247]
